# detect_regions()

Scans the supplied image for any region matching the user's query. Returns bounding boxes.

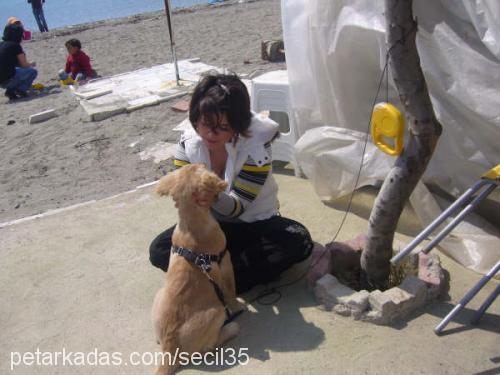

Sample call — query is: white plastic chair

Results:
[251,70,301,176]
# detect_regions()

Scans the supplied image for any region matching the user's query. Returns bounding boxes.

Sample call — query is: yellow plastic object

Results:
[32,83,44,90]
[60,77,75,86]
[371,102,405,156]
[481,165,500,181]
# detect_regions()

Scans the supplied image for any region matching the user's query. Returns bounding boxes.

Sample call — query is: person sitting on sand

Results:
[0,24,37,100]
[149,73,314,293]
[58,39,93,83]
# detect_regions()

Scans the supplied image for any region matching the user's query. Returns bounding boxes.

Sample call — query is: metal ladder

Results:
[391,165,500,334]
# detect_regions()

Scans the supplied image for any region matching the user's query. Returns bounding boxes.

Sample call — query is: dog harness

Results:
[170,245,242,324]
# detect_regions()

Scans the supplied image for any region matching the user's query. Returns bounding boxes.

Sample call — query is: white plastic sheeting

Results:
[282,0,500,274]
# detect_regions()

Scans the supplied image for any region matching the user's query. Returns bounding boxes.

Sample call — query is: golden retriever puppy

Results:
[152,164,245,375]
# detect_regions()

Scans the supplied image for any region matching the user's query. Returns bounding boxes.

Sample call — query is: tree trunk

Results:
[360,0,443,290]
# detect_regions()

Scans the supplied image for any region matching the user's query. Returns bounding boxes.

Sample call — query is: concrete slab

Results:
[1,173,499,374]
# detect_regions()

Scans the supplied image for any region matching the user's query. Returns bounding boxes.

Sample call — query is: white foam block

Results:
[29,109,57,124]
[74,88,113,100]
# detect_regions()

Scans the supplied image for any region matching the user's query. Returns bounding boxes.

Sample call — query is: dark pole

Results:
[163,0,180,85]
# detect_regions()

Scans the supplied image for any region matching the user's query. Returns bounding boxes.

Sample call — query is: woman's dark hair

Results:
[65,38,82,49]
[189,73,252,137]
[2,24,24,43]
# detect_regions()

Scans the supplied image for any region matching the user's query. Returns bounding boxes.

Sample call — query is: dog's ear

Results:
[199,169,228,195]
[156,169,179,197]
[217,180,228,193]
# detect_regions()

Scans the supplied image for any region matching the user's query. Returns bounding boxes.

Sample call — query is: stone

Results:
[342,290,370,313]
[369,290,397,317]
[362,310,386,324]
[419,252,447,299]
[382,287,413,318]
[399,275,427,307]
[314,274,356,310]
[313,274,339,310]
[307,243,332,287]
[333,304,351,317]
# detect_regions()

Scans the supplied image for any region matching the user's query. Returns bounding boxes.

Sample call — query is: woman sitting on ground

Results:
[0,23,37,100]
[150,73,314,293]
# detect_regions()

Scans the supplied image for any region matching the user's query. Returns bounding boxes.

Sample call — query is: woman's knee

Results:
[149,240,169,271]
[282,221,314,261]
[148,226,175,271]
[29,68,37,82]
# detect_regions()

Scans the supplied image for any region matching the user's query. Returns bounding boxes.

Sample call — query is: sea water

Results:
[0,0,209,32]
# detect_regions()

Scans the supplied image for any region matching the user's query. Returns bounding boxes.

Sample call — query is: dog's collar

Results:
[171,245,227,273]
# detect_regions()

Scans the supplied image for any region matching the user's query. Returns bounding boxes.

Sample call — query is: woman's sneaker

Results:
[4,89,19,100]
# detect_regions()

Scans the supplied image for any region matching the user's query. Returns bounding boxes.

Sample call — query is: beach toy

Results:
[60,77,76,86]
[23,30,32,41]
[32,83,44,90]
[371,102,405,156]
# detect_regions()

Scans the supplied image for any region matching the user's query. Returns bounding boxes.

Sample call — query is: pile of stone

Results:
[311,240,448,325]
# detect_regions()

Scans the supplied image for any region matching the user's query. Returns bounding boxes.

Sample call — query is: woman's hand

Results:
[17,53,35,68]
[192,191,217,208]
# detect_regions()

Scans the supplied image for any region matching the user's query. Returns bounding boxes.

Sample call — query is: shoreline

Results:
[25,0,255,41]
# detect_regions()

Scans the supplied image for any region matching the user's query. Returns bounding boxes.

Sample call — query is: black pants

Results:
[149,215,313,293]
[32,6,49,32]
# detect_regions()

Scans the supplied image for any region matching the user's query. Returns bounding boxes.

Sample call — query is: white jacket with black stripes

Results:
[174,112,280,223]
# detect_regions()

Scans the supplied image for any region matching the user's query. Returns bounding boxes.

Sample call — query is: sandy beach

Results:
[0,0,284,222]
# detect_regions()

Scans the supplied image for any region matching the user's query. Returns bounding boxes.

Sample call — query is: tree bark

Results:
[360,0,443,290]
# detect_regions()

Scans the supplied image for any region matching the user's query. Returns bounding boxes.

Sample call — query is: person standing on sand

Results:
[28,0,49,33]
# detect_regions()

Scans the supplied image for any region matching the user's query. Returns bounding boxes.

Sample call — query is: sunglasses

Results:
[198,119,233,134]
